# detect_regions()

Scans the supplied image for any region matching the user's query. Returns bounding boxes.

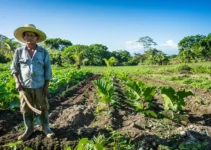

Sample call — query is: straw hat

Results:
[14,24,46,43]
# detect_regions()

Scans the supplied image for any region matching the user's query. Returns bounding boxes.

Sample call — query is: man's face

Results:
[23,31,39,44]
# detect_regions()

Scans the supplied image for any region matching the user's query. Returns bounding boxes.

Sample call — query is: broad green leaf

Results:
[78,138,89,145]
[161,94,174,110]
[142,87,156,101]
[133,101,143,110]
[3,141,22,147]
[94,143,106,150]
[144,110,157,118]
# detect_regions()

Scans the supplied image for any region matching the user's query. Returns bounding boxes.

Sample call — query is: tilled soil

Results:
[0,75,101,150]
[131,74,211,116]
[0,74,211,150]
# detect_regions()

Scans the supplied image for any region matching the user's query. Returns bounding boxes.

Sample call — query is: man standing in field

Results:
[10,24,55,140]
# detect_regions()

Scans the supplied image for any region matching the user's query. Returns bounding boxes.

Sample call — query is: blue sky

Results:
[1,0,211,55]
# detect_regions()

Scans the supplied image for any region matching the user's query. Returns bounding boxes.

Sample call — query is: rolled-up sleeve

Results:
[44,50,52,80]
[10,49,19,75]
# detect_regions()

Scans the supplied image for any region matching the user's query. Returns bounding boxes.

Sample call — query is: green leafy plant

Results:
[64,146,72,150]
[160,86,193,112]
[0,71,19,109]
[107,131,135,150]
[0,67,91,110]
[93,79,117,106]
[116,72,129,83]
[49,69,91,94]
[3,141,22,150]
[125,79,157,117]
[74,138,106,150]
[93,133,107,146]
[177,64,192,72]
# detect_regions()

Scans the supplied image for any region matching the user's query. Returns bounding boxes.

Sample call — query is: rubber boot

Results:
[18,114,34,141]
[39,111,55,138]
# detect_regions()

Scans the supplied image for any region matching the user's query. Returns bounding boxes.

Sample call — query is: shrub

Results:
[177,64,192,72]
[0,54,10,63]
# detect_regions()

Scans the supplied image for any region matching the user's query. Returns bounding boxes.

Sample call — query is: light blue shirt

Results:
[10,46,52,88]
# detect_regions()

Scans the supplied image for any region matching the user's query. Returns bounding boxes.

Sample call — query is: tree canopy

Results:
[62,44,89,69]
[178,34,211,62]
[0,38,21,61]
[44,38,72,51]
[136,36,157,50]
[2,32,211,65]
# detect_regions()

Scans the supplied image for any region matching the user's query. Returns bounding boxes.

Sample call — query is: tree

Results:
[103,57,118,67]
[197,36,211,61]
[44,38,72,51]
[128,53,145,65]
[136,36,157,51]
[155,52,168,65]
[48,50,63,66]
[178,35,204,52]
[0,38,21,60]
[143,48,168,65]
[178,35,205,62]
[143,49,158,64]
[87,44,110,66]
[0,34,7,41]
[179,49,195,63]
[110,50,130,65]
[62,44,89,69]
[0,54,9,63]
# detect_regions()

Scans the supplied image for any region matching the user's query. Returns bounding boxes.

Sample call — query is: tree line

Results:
[1,34,211,68]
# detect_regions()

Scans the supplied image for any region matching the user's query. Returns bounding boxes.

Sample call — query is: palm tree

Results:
[44,38,72,51]
[73,46,84,69]
[0,38,21,60]
[62,44,89,69]
[103,57,118,67]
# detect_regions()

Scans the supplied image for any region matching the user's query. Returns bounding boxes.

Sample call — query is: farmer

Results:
[10,24,55,140]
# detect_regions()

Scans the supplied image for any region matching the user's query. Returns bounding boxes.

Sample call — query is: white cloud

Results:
[125,40,143,49]
[124,39,179,55]
[124,40,144,54]
[160,40,178,48]
[158,40,178,55]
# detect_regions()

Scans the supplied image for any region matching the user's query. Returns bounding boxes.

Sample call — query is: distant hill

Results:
[0,34,8,41]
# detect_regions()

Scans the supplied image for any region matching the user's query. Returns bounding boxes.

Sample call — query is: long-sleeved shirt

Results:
[10,46,52,88]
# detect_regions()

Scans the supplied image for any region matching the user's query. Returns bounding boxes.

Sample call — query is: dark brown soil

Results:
[0,74,211,150]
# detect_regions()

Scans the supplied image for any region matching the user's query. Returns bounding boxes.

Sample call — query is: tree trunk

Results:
[77,64,81,70]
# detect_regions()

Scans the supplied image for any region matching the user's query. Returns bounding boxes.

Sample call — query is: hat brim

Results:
[14,27,46,43]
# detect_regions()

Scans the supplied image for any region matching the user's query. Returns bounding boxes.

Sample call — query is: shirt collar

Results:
[36,46,43,52]
[24,45,43,52]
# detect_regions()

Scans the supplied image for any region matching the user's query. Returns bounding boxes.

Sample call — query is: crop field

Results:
[1,63,211,150]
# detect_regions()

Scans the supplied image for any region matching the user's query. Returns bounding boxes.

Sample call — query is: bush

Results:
[48,50,63,66]
[0,54,10,63]
[192,65,211,74]
[177,64,192,72]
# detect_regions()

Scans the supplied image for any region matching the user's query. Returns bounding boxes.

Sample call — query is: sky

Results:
[1,0,211,55]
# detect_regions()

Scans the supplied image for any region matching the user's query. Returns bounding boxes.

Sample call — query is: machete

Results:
[19,91,42,115]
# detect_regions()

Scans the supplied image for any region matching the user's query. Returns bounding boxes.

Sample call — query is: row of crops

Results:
[1,62,211,149]
[93,71,193,120]
[2,70,201,150]
[1,62,211,112]
[83,63,211,74]
[0,65,92,109]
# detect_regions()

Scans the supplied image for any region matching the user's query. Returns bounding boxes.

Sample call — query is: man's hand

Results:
[13,73,22,91]
[16,81,23,91]
[43,86,49,97]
